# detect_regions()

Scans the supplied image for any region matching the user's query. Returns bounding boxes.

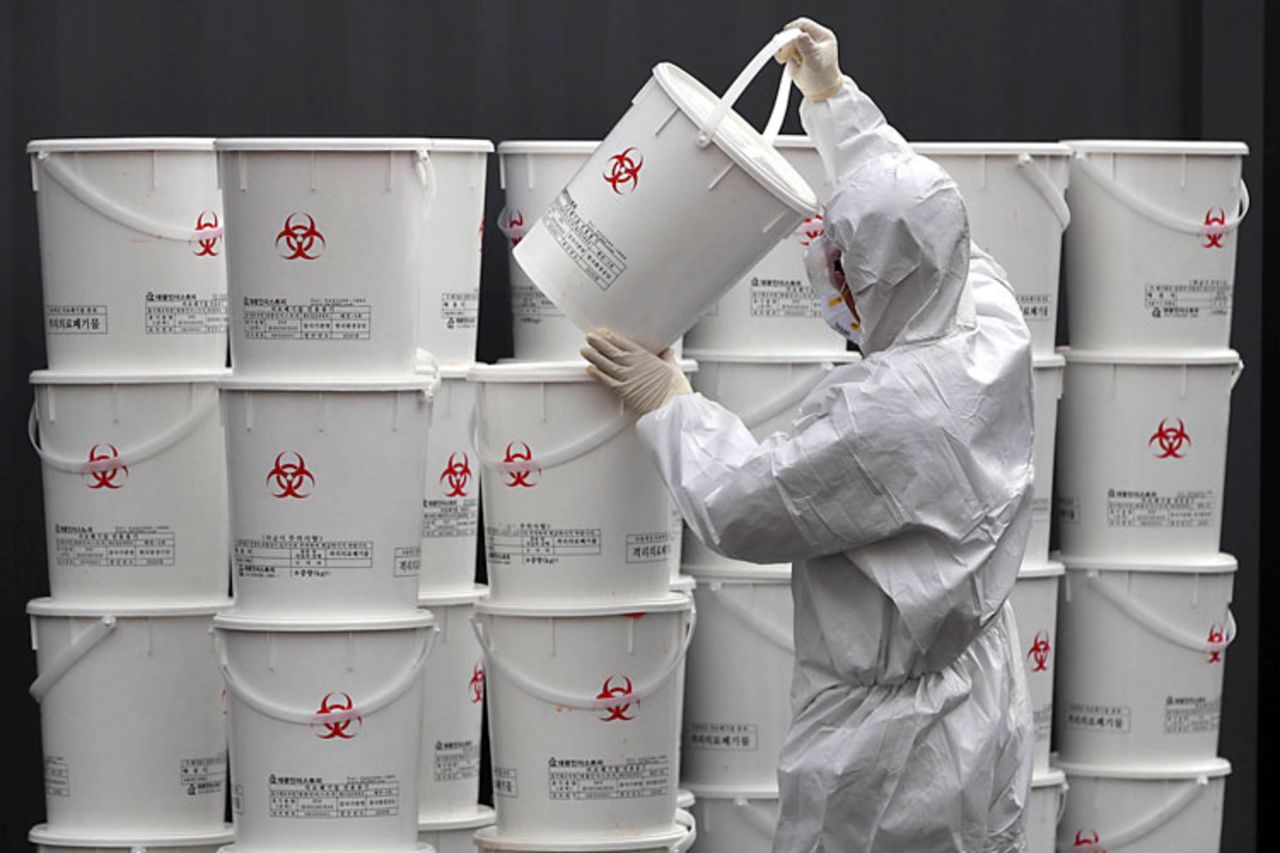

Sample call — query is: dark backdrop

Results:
[0,2,1266,850]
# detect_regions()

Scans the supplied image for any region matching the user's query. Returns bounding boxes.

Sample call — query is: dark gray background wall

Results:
[0,2,1265,850]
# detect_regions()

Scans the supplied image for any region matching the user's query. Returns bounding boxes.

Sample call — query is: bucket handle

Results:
[414,148,438,220]
[496,206,528,245]
[1081,570,1237,657]
[697,29,801,149]
[1056,778,1071,824]
[732,796,779,839]
[472,392,634,474]
[470,606,696,712]
[1071,152,1250,237]
[737,366,828,431]
[1067,770,1212,851]
[672,809,697,852]
[1015,153,1071,230]
[29,615,118,701]
[34,152,225,243]
[216,626,437,726]
[28,387,219,475]
[704,582,794,655]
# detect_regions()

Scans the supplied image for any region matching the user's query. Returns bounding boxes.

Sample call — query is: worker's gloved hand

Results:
[582,330,692,416]
[774,17,844,101]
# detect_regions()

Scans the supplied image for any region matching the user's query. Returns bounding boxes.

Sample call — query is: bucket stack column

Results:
[1053,140,1249,853]
[25,138,235,853]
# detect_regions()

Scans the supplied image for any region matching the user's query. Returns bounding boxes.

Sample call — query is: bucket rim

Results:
[670,575,697,593]
[1057,756,1231,781]
[1058,552,1237,575]
[417,803,497,831]
[497,140,600,155]
[219,374,436,392]
[30,368,230,386]
[28,823,236,847]
[651,62,820,216]
[1032,353,1066,370]
[684,781,780,800]
[1058,346,1241,367]
[473,824,689,851]
[27,596,232,618]
[476,590,694,618]
[772,134,818,150]
[682,348,860,365]
[214,137,441,152]
[1018,560,1066,579]
[420,138,495,153]
[1064,139,1248,156]
[684,563,792,583]
[435,361,476,380]
[676,788,697,808]
[28,137,216,153]
[1031,767,1068,788]
[213,610,435,632]
[418,584,490,608]
[470,358,697,383]
[914,142,1072,157]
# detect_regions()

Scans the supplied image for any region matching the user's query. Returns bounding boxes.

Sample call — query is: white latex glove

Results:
[774,17,844,101]
[581,330,692,416]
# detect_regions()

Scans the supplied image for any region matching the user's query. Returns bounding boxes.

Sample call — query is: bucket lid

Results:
[421,138,495,153]
[676,788,697,809]
[914,142,1072,157]
[652,63,819,216]
[1064,139,1248,156]
[28,137,216,153]
[213,611,435,633]
[473,824,688,851]
[1018,560,1066,580]
[476,590,693,618]
[1057,756,1231,781]
[670,574,697,593]
[417,803,497,832]
[30,368,230,386]
[1059,552,1238,576]
[434,362,475,380]
[683,348,860,365]
[497,140,600,155]
[1032,353,1066,370]
[684,563,792,583]
[215,137,442,151]
[470,358,697,383]
[27,596,232,618]
[684,781,780,800]
[1059,346,1242,367]
[29,823,236,847]
[418,584,490,608]
[1031,767,1067,788]
[219,374,436,392]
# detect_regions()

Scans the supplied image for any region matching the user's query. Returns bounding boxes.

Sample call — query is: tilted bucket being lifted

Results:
[513,32,819,354]
[421,364,481,594]
[1007,562,1064,773]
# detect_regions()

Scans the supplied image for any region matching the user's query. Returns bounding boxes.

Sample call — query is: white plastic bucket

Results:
[418,587,489,819]
[1063,141,1248,353]
[512,33,819,354]
[1055,349,1242,559]
[28,598,230,837]
[215,138,437,378]
[685,785,778,853]
[1008,562,1064,773]
[1055,555,1235,769]
[1058,758,1230,852]
[474,596,695,840]
[473,817,694,852]
[914,144,1071,356]
[29,371,229,602]
[215,611,437,852]
[470,361,687,604]
[29,825,235,853]
[220,846,432,853]
[681,565,793,790]
[419,806,496,853]
[222,376,434,617]
[1027,355,1064,568]
[498,141,599,362]
[680,351,854,575]
[28,139,228,375]
[421,365,480,593]
[1026,768,1067,853]
[685,136,843,356]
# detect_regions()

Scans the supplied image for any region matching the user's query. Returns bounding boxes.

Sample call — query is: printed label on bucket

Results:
[145,292,228,335]
[485,523,602,565]
[181,752,227,796]
[242,297,372,341]
[1035,706,1052,743]
[441,292,479,331]
[54,523,176,567]
[542,190,628,292]
[44,755,70,797]
[1144,279,1231,320]
[511,282,564,319]
[434,738,480,782]
[546,755,670,801]
[750,277,821,319]
[684,722,759,751]
[423,498,479,539]
[1063,702,1131,734]
[235,536,375,578]
[1163,695,1220,735]
[394,546,421,577]
[626,531,674,564]
[1016,293,1052,324]
[46,304,108,335]
[494,767,519,798]
[1105,489,1215,528]
[267,773,400,819]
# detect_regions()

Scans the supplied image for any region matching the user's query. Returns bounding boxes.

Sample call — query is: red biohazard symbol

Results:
[598,675,635,722]
[603,147,643,195]
[192,210,221,257]
[1203,208,1227,249]
[1072,830,1105,851]
[1027,630,1052,673]
[85,444,128,490]
[1207,624,1225,663]
[798,212,825,246]
[1148,418,1191,459]
[440,452,473,498]
[275,212,326,260]
[267,452,315,499]
[506,210,525,247]
[502,442,540,489]
[469,663,485,704]
[314,692,361,740]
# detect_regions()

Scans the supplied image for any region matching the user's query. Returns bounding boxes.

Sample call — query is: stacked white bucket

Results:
[25,138,235,853]
[209,137,493,853]
[1051,141,1248,853]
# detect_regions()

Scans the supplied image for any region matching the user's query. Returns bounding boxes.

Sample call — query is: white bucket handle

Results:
[672,809,697,852]
[495,205,529,244]
[697,29,801,148]
[704,582,795,654]
[472,392,634,474]
[29,615,118,701]
[414,147,438,221]
[28,388,219,475]
[216,626,437,726]
[1070,770,1211,850]
[414,348,444,400]
[1056,778,1070,824]
[1082,570,1237,657]
[35,152,225,243]
[732,796,780,839]
[470,606,696,712]
[737,366,828,430]
[1071,152,1250,237]
[1015,153,1071,229]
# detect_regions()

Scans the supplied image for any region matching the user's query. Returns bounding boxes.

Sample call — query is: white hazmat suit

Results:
[634,76,1036,851]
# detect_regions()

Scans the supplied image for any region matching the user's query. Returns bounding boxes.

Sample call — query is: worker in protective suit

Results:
[581,17,1035,853]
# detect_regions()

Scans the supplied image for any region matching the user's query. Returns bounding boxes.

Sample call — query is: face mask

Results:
[804,236,862,346]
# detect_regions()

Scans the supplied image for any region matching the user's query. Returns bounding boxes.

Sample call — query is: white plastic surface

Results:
[1025,768,1067,853]
[1008,565,1064,772]
[418,806,496,853]
[686,788,779,853]
[29,823,234,853]
[421,370,481,592]
[222,384,432,617]
[1056,351,1241,559]
[1027,355,1065,567]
